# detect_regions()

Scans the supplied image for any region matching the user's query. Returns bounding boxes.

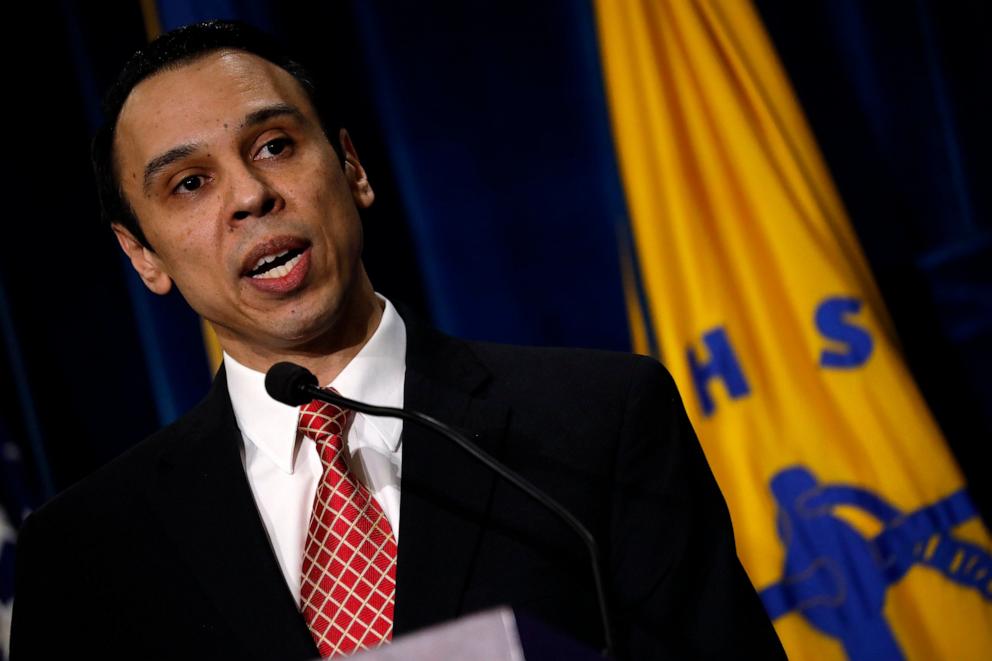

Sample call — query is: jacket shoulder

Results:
[24,381,226,528]
[463,339,679,401]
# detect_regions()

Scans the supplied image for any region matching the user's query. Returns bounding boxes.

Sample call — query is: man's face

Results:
[113,50,374,357]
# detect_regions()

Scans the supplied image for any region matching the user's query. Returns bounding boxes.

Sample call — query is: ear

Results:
[339,129,375,209]
[112,224,173,295]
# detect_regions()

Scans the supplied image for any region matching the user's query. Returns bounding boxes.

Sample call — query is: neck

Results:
[218,276,384,385]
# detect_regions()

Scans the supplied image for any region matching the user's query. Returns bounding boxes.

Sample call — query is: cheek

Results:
[155,215,224,278]
[176,221,214,258]
[309,164,338,209]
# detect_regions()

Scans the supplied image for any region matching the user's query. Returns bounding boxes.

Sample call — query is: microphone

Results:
[264,361,318,406]
[265,361,616,659]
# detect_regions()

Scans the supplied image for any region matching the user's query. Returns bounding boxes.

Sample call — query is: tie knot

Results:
[298,390,352,446]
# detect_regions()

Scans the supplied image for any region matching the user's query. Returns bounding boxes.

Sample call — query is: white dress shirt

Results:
[225,294,406,603]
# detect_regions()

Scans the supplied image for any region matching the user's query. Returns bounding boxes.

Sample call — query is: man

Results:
[11,20,783,660]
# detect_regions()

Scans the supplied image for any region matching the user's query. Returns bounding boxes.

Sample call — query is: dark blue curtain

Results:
[347,2,632,348]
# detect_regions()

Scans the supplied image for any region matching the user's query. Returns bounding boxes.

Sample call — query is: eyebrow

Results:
[143,143,201,194]
[242,103,307,129]
[141,104,308,193]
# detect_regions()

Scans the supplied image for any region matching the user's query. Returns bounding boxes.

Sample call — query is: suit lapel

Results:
[146,369,318,660]
[393,316,510,634]
[141,313,507,645]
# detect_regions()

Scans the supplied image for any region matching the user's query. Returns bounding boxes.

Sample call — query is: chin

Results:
[266,302,343,348]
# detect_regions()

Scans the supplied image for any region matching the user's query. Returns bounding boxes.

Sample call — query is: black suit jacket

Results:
[11,317,784,660]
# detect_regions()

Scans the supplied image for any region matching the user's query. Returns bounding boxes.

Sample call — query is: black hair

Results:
[92,20,340,249]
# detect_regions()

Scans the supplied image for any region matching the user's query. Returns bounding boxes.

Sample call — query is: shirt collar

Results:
[225,294,407,474]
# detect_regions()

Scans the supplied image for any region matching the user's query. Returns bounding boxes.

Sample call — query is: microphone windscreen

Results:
[265,362,318,406]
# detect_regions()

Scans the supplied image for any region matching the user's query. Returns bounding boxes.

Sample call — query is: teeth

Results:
[253,252,303,279]
[252,249,290,271]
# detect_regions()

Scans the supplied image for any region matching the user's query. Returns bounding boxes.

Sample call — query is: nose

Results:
[227,163,283,223]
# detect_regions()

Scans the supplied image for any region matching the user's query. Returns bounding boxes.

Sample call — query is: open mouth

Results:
[245,246,307,279]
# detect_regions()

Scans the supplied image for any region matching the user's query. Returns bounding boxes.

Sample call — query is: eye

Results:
[174,175,204,194]
[256,137,293,160]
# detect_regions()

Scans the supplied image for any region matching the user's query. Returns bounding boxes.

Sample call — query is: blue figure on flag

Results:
[760,466,991,660]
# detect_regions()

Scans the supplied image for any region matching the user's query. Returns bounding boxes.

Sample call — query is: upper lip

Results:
[240,236,310,276]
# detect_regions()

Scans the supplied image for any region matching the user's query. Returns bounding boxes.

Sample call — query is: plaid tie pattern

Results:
[298,394,397,658]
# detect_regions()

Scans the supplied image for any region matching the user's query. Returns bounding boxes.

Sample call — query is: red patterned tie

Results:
[298,394,397,658]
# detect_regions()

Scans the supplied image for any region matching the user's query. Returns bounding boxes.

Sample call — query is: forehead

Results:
[115,50,315,171]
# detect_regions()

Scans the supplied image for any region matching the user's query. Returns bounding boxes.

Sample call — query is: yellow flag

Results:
[594,1,992,658]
